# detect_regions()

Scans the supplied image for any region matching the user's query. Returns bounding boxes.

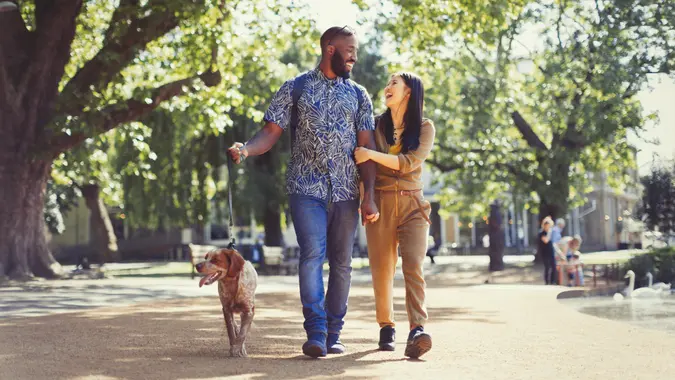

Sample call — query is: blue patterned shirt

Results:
[263,68,375,202]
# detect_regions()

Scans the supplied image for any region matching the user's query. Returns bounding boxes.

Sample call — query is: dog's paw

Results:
[229,344,247,358]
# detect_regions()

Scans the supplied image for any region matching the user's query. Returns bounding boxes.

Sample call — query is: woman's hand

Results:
[354,147,371,164]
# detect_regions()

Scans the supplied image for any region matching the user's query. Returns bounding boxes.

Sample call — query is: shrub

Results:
[623,247,675,287]
[652,247,675,284]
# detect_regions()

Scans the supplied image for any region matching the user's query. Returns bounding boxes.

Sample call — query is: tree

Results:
[369,0,672,225]
[44,179,80,236]
[106,4,317,248]
[0,0,315,279]
[350,30,390,110]
[640,166,675,242]
[488,202,505,272]
[51,134,122,265]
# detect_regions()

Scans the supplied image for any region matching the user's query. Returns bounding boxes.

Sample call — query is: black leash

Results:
[226,156,236,250]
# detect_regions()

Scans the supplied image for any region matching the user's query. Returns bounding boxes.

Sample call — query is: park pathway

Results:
[1,272,674,379]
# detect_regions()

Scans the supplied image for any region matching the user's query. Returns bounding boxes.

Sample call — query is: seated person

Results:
[557,236,583,286]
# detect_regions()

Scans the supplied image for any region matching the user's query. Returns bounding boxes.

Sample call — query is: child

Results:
[563,236,583,286]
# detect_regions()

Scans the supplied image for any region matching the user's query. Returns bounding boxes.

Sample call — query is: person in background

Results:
[539,217,556,285]
[557,235,584,286]
[552,218,565,244]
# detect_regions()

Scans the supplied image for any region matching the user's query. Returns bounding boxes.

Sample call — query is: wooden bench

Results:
[259,246,299,275]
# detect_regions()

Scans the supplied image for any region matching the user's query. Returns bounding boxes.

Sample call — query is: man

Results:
[552,218,565,244]
[228,26,379,358]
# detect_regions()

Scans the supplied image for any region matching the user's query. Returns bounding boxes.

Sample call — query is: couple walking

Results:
[228,26,436,359]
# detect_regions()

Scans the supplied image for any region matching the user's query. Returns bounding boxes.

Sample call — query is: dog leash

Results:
[226,156,236,250]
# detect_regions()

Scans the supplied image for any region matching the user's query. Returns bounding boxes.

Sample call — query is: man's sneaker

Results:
[302,332,327,358]
[327,333,346,354]
[378,325,396,351]
[404,326,432,359]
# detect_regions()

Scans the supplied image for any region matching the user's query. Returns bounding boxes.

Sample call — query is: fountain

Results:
[559,271,675,333]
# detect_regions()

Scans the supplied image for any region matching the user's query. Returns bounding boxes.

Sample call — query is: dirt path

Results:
[1,280,674,380]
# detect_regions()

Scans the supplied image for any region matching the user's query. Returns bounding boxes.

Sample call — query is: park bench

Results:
[258,246,299,276]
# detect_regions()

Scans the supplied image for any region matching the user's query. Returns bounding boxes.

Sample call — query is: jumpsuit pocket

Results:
[411,194,432,225]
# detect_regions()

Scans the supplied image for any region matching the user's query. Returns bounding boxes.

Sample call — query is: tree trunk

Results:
[255,145,285,247]
[80,184,119,265]
[263,204,283,247]
[533,154,571,264]
[0,158,63,279]
[488,202,505,272]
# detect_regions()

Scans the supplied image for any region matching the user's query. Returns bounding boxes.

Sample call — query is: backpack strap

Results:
[350,80,364,130]
[354,82,364,110]
[290,73,308,150]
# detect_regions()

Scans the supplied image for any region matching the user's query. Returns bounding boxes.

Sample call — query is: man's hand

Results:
[227,142,248,164]
[360,195,379,226]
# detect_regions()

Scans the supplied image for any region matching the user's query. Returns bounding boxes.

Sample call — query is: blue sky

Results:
[305,0,675,173]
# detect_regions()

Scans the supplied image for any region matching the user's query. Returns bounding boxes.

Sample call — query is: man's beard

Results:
[331,50,352,79]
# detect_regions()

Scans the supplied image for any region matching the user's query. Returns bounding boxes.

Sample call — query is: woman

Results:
[539,216,556,285]
[354,72,435,359]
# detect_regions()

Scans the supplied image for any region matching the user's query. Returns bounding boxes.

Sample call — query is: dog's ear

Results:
[223,249,245,278]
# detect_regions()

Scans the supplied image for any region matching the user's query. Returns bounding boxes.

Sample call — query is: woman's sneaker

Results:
[378,326,396,351]
[404,326,432,358]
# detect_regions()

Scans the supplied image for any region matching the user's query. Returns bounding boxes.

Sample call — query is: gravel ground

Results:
[1,269,674,379]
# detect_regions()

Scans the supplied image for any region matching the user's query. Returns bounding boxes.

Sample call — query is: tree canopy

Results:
[366,0,673,220]
[0,0,318,278]
[640,164,675,238]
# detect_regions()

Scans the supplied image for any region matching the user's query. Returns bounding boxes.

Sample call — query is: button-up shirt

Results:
[263,68,375,202]
[551,226,562,244]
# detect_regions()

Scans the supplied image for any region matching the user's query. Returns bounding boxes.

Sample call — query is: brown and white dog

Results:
[195,248,258,357]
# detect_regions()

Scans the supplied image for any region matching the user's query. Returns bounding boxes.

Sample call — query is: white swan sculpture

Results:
[646,272,671,291]
[613,270,664,300]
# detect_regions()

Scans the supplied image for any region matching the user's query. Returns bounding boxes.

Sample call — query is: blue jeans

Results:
[289,194,359,336]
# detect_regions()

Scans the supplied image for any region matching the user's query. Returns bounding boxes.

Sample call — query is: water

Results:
[560,292,675,333]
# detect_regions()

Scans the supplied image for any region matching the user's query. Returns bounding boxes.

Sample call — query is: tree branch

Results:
[463,41,490,75]
[494,161,535,186]
[57,2,184,115]
[510,111,548,151]
[103,0,140,43]
[438,142,533,157]
[46,70,221,157]
[427,159,465,173]
[10,0,82,151]
[437,142,488,155]
[556,2,566,61]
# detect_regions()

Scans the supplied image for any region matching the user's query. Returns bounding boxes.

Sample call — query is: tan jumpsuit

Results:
[365,118,436,329]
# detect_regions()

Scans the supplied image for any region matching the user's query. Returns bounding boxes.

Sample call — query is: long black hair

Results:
[380,72,425,153]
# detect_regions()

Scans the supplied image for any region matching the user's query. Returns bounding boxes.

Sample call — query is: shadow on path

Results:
[0,289,501,380]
